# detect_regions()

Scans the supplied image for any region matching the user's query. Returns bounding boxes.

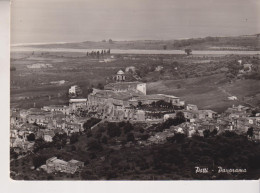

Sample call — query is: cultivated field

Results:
[10,50,260,112]
[147,75,260,112]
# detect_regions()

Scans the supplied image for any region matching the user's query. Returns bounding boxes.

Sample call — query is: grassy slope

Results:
[10,51,260,111]
[147,74,260,112]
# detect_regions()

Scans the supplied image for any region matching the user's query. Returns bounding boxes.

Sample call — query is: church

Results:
[86,69,184,121]
[104,70,146,95]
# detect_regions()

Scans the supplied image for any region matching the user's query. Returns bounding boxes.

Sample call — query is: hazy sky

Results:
[11,0,260,44]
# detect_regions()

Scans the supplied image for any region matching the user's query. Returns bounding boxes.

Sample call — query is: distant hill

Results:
[19,34,260,51]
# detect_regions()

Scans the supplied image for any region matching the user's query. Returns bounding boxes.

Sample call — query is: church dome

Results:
[117,70,125,75]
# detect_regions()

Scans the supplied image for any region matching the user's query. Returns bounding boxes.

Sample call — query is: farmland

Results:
[147,75,260,112]
[10,48,260,112]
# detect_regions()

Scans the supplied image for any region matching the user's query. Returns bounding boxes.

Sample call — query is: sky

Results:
[11,0,260,44]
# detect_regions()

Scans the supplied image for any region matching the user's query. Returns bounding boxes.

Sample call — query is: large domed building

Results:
[115,69,126,82]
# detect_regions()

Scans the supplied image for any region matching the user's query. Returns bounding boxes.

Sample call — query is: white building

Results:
[69,98,88,111]
[228,96,238,100]
[115,70,126,82]
[164,113,176,121]
[69,85,82,96]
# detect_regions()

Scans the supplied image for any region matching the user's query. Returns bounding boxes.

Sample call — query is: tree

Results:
[70,133,79,144]
[87,138,103,151]
[210,128,218,136]
[97,83,104,90]
[123,122,134,134]
[162,112,186,130]
[108,39,113,44]
[47,175,54,180]
[163,45,167,50]
[175,111,186,124]
[173,133,186,143]
[203,129,211,138]
[141,133,149,140]
[27,133,35,142]
[32,155,47,168]
[52,133,67,149]
[101,136,108,144]
[81,169,98,180]
[126,133,135,142]
[137,101,142,108]
[71,145,76,151]
[10,148,18,159]
[33,138,51,153]
[184,49,192,56]
[83,118,101,131]
[247,127,254,138]
[107,124,121,138]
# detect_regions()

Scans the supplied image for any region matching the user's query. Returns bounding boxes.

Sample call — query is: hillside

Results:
[11,125,260,180]
[147,74,260,113]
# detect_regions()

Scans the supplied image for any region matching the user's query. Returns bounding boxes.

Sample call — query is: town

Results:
[10,66,260,179]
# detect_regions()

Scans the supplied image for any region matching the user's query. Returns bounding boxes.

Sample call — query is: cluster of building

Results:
[10,99,88,153]
[9,70,185,153]
[222,105,260,136]
[237,59,254,75]
[40,157,84,174]
[10,69,260,156]
[86,70,184,122]
[148,103,260,144]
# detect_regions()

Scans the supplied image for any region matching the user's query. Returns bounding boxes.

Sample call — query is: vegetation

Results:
[83,118,101,131]
[27,133,35,141]
[161,112,186,130]
[32,155,47,169]
[10,102,260,181]
[9,35,260,180]
[184,48,192,55]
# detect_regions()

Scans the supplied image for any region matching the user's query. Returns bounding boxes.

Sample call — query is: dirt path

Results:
[218,86,233,97]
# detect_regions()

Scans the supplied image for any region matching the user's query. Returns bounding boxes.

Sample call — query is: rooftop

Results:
[69,98,88,103]
[117,69,125,75]
[53,159,68,165]
[93,89,139,101]
[68,159,83,164]
[134,94,179,101]
[104,81,144,90]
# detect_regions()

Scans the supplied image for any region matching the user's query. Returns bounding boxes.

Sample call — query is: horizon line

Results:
[11,33,259,47]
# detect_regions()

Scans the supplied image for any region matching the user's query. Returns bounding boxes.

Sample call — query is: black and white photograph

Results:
[9,0,260,181]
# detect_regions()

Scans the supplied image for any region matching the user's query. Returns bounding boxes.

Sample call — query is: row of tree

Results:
[86,49,111,58]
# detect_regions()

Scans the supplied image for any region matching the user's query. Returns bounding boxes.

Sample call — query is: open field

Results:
[147,74,260,112]
[10,50,260,111]
[11,47,260,55]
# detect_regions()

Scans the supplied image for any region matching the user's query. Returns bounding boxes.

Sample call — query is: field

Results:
[147,75,260,112]
[10,50,260,112]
